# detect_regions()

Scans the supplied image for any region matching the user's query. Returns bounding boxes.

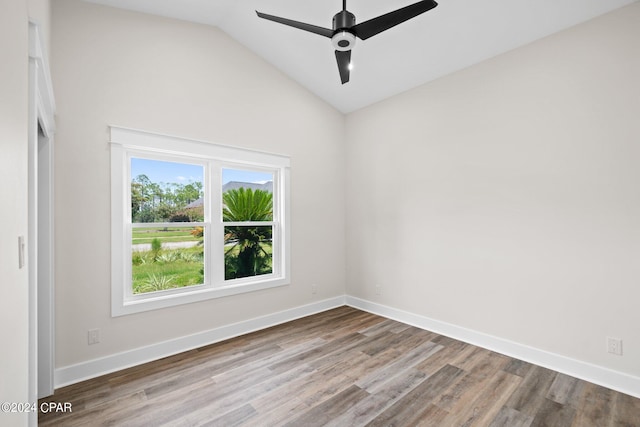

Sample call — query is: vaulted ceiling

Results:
[84,0,636,112]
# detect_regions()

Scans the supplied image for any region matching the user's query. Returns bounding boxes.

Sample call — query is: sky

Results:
[131,158,272,185]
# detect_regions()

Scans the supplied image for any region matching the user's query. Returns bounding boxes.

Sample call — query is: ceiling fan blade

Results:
[352,0,438,40]
[335,50,351,84]
[256,11,334,38]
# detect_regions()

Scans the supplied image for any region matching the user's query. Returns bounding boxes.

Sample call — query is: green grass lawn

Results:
[132,243,274,294]
[132,246,203,293]
[132,227,200,245]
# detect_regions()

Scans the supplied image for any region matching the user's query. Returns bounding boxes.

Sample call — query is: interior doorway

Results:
[37,123,54,398]
[28,21,56,420]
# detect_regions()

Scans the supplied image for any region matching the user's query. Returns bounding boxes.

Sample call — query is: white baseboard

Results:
[54,296,346,388]
[55,294,640,399]
[346,296,640,399]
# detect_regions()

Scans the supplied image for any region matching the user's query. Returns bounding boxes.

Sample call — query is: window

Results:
[222,167,276,281]
[111,127,290,316]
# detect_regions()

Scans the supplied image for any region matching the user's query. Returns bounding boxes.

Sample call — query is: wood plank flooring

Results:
[39,306,640,426]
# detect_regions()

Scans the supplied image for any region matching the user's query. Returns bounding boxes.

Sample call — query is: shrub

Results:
[169,213,190,222]
[178,251,200,263]
[156,252,179,264]
[132,252,149,266]
[191,226,204,239]
[136,273,176,293]
[151,238,162,261]
[170,206,204,222]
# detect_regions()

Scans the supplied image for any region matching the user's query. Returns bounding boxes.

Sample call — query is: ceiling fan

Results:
[256,0,438,84]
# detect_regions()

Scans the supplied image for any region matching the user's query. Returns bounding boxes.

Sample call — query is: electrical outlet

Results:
[311,284,317,295]
[88,329,100,345]
[607,337,622,356]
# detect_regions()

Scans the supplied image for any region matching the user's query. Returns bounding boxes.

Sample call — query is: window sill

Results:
[112,277,290,317]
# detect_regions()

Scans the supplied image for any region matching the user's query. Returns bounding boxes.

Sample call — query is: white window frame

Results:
[111,126,290,316]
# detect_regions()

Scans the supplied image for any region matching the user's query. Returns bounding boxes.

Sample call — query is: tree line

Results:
[131,174,204,223]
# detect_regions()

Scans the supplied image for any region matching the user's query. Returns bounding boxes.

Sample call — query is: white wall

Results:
[49,0,640,394]
[51,0,346,369]
[347,3,640,379]
[0,0,51,424]
[28,0,51,56]
[0,0,30,424]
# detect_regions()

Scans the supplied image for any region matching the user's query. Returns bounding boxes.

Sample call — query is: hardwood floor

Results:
[39,307,640,426]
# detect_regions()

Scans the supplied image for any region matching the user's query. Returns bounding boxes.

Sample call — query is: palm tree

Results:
[223,188,273,279]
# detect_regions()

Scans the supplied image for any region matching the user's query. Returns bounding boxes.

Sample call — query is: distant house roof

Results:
[185,198,203,209]
[184,181,273,209]
[223,181,273,193]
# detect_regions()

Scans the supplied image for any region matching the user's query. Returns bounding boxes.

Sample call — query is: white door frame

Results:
[28,20,56,420]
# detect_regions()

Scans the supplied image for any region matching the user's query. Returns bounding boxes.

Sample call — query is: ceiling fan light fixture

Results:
[332,31,355,51]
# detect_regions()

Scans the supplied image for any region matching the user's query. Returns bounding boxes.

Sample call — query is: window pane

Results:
[132,226,205,294]
[131,158,204,223]
[224,225,273,280]
[222,168,273,222]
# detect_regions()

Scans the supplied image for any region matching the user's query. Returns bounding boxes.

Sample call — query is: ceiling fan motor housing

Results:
[332,10,356,51]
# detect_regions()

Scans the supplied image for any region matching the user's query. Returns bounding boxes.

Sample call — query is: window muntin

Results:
[111,127,290,316]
